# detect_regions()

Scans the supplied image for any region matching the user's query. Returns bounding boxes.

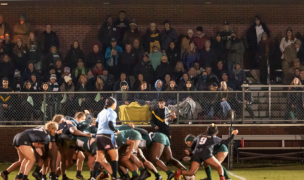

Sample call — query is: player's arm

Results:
[190,138,198,151]
[69,126,91,137]
[214,130,238,144]
[125,140,135,159]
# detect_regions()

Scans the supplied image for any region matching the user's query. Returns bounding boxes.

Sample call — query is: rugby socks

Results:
[125,173,130,178]
[50,172,56,178]
[93,161,101,178]
[17,173,23,179]
[220,175,225,180]
[110,161,118,179]
[132,171,139,176]
[34,166,41,173]
[222,166,230,179]
[155,172,161,177]
[139,167,144,171]
[22,175,28,180]
[205,166,212,179]
[76,171,81,176]
[42,175,47,180]
[166,170,173,175]
[90,171,93,178]
[2,170,9,175]
[103,171,108,175]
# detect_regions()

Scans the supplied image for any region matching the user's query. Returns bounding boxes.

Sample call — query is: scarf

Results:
[75,67,85,77]
[233,68,242,80]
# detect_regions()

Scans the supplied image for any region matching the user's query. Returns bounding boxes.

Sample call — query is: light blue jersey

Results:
[96,108,117,142]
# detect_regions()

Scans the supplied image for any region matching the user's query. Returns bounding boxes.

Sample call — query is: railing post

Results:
[176,92,179,124]
[242,85,245,124]
[43,92,46,124]
[269,85,271,120]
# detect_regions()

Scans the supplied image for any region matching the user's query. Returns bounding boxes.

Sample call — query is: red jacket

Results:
[193,34,208,51]
[92,66,103,77]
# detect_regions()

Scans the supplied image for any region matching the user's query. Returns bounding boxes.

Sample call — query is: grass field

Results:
[0,163,303,180]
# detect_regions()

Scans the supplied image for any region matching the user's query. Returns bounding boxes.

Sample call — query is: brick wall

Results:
[1,2,304,57]
[0,125,303,162]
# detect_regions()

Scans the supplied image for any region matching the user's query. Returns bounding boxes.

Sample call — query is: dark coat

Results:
[1,41,15,57]
[246,22,270,50]
[143,29,161,52]
[297,47,304,65]
[123,29,142,45]
[166,47,180,68]
[0,62,14,81]
[43,51,63,73]
[133,61,155,85]
[155,62,173,80]
[160,28,178,51]
[200,48,217,69]
[65,45,85,69]
[39,31,60,54]
[97,22,119,48]
[120,51,137,76]
[86,51,105,69]
[212,39,226,62]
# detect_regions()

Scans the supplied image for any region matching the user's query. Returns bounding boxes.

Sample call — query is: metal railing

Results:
[0,85,304,125]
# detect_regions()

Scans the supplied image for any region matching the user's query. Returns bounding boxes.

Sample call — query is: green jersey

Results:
[142,132,170,148]
[116,129,142,147]
[76,136,96,156]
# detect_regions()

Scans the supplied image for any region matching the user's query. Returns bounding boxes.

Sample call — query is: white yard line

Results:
[228,171,247,180]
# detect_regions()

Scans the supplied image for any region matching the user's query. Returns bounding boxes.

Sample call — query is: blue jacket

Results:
[182,51,200,71]
[105,45,123,67]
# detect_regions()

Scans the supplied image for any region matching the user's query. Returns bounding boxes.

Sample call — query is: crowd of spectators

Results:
[0,12,303,121]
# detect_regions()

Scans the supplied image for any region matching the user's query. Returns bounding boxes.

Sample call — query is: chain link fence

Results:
[0,86,304,125]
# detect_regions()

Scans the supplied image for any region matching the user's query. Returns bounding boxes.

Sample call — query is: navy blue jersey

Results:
[22,127,51,145]
[59,122,73,135]
[191,134,234,152]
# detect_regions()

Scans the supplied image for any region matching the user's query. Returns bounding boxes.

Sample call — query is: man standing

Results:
[133,53,154,89]
[39,24,60,54]
[160,20,177,52]
[150,98,176,141]
[114,10,129,46]
[120,43,137,85]
[193,26,208,51]
[220,21,232,43]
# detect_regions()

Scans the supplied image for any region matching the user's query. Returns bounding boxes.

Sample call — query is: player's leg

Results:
[32,156,44,180]
[48,142,59,180]
[107,148,119,179]
[1,147,24,180]
[94,150,112,178]
[16,158,28,180]
[88,155,96,179]
[119,156,140,179]
[215,151,230,180]
[163,146,187,170]
[204,156,224,180]
[75,151,85,179]
[19,145,36,180]
[178,161,200,177]
[202,162,212,180]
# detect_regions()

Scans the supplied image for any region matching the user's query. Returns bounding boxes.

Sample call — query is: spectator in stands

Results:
[20,80,35,118]
[182,41,200,71]
[184,80,196,91]
[98,15,118,52]
[114,10,129,46]
[299,70,304,84]
[284,58,304,84]
[72,59,88,84]
[49,74,60,92]
[174,61,185,83]
[92,76,109,116]
[30,73,40,91]
[196,71,208,91]
[44,45,63,74]
[166,41,180,68]
[156,55,173,81]
[134,81,149,105]
[87,44,104,69]
[143,22,161,53]
[0,15,9,37]
[115,81,132,105]
[233,63,246,90]
[193,61,204,77]
[162,74,171,91]
[1,33,14,57]
[280,27,297,60]
[27,32,42,71]
[200,40,217,69]
[220,21,232,43]
[226,31,245,78]
[92,60,103,77]
[113,72,130,91]
[75,74,90,111]
[100,68,115,90]
[256,32,275,85]
[42,64,55,83]
[132,38,145,63]
[212,32,226,64]
[283,41,297,75]
[284,77,303,122]
[12,70,22,92]
[236,81,254,120]
[203,82,220,120]
[93,75,108,91]
[123,19,142,46]
[149,44,163,70]
[166,80,178,91]
[153,79,164,99]
[294,68,300,79]
[39,24,59,54]
[181,29,194,56]
[0,54,14,82]
[132,74,144,91]
[219,81,234,119]
[247,15,270,69]
[294,40,304,65]
[222,71,236,90]
[193,26,208,51]
[206,66,219,86]
[134,53,154,89]
[65,41,85,69]
[21,62,40,84]
[120,43,137,79]
[160,20,177,52]
[188,67,198,86]
[105,38,123,79]
[54,59,64,85]
[63,67,71,77]
[13,14,30,43]
[214,61,226,81]
[60,75,75,116]
[0,77,13,120]
[178,73,189,90]
[12,38,28,73]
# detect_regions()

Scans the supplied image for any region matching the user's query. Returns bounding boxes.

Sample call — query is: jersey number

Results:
[199,137,207,145]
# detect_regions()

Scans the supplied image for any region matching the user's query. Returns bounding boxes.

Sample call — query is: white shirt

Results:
[255,25,264,45]
[279,37,297,59]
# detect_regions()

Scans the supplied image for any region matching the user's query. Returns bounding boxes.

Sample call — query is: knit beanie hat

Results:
[64,76,72,83]
[64,67,70,73]
[50,74,57,80]
[14,70,21,78]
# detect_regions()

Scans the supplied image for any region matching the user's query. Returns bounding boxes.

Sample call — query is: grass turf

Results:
[0,163,303,180]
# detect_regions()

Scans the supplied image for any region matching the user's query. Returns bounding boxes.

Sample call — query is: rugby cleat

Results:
[167,172,176,180]
[130,175,140,180]
[32,172,42,180]
[0,171,8,180]
[76,174,86,180]
[62,176,74,180]
[146,170,151,178]
[139,169,149,180]
[96,172,109,180]
[155,176,163,180]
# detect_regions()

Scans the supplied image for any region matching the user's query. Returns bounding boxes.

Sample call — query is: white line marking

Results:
[228,171,247,180]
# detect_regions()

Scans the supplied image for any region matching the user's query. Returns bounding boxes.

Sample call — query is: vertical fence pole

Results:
[269,86,271,120]
[228,126,234,170]
[43,92,46,124]
[177,92,179,124]
[242,85,245,124]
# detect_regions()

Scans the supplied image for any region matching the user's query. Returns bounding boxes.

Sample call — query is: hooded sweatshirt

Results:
[149,50,163,70]
[65,43,85,69]
[153,79,163,99]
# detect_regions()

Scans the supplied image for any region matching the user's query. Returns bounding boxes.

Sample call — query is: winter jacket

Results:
[143,30,161,52]
[27,40,41,63]
[60,82,75,101]
[256,39,275,63]
[114,19,129,45]
[99,73,115,90]
[97,22,119,48]
[43,51,63,73]
[65,45,85,69]
[212,39,226,62]
[192,34,208,51]
[160,28,178,51]
[92,66,103,77]
[120,51,137,76]
[21,68,40,84]
[166,47,180,68]
[298,47,304,65]
[86,51,105,69]
[0,62,14,80]
[13,22,31,43]
[12,46,29,72]
[149,51,163,70]
[71,67,89,82]
[173,70,183,83]
[123,29,142,45]
[133,61,155,85]
[104,45,123,68]
[182,51,200,71]
[196,77,208,91]
[132,46,145,64]
[199,48,217,69]
[39,31,60,54]
[113,79,131,91]
[155,62,173,80]
[150,107,171,137]
[280,37,297,59]
[246,22,270,50]
[153,79,164,99]
[226,39,245,64]
[1,40,15,57]
[114,81,133,104]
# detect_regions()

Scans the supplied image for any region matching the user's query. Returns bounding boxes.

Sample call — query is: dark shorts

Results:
[96,134,116,151]
[12,133,31,147]
[191,148,213,165]
[213,144,228,155]
[90,141,97,157]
